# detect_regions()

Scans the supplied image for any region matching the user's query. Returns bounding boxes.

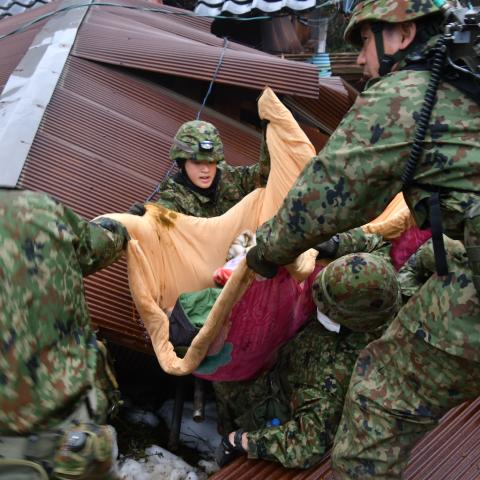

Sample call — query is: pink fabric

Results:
[195,265,322,381]
[390,226,432,270]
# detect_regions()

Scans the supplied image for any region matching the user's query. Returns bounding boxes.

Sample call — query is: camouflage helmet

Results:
[344,0,442,46]
[169,120,224,164]
[312,253,401,332]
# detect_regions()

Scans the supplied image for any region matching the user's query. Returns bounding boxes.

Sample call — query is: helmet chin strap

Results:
[371,23,408,76]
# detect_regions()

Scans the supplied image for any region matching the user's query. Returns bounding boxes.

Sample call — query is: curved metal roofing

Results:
[72,2,320,98]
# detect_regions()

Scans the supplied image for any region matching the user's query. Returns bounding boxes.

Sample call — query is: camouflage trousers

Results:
[214,321,380,469]
[331,319,480,479]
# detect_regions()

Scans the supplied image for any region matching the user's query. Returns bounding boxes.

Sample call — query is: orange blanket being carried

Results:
[103,88,417,378]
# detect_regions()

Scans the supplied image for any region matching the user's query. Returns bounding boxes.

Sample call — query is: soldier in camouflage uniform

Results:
[214,252,401,469]
[245,0,480,477]
[0,189,129,479]
[130,120,270,218]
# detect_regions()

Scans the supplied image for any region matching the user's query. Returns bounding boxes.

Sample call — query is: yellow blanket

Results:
[104,88,415,376]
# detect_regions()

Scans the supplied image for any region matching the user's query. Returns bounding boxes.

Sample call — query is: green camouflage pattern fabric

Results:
[255,68,480,361]
[332,319,480,479]
[0,189,128,435]
[335,227,390,259]
[169,120,224,163]
[155,130,270,217]
[398,235,466,298]
[464,202,480,293]
[344,0,442,45]
[214,320,383,469]
[331,227,480,478]
[313,253,401,332]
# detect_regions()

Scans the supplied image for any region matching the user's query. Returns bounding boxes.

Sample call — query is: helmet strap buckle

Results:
[371,22,409,77]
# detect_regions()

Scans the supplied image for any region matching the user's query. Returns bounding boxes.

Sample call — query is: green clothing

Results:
[332,318,480,479]
[215,243,398,469]
[255,69,480,362]
[0,189,128,435]
[335,227,390,259]
[214,320,382,469]
[155,142,270,217]
[253,61,480,478]
[397,236,467,298]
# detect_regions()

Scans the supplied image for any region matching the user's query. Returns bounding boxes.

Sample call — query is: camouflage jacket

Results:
[256,69,480,357]
[398,235,467,298]
[154,141,270,217]
[0,190,128,434]
[215,320,382,469]
[335,227,390,260]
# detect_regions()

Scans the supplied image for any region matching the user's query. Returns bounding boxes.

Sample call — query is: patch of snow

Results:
[119,445,207,480]
[118,399,222,479]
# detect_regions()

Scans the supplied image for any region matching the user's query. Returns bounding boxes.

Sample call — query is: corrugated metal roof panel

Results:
[0,1,57,90]
[71,2,320,98]
[285,77,352,136]
[210,398,480,480]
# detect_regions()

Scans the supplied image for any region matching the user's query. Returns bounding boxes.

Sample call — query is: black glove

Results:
[246,246,278,278]
[91,217,130,244]
[128,202,146,216]
[314,234,340,259]
[215,430,246,467]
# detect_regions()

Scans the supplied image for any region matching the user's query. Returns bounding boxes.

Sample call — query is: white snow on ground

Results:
[119,445,207,480]
[118,400,221,479]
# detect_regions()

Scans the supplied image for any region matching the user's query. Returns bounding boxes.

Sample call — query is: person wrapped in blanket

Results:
[215,227,406,469]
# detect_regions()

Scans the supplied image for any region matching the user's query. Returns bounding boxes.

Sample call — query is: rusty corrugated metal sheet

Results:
[285,77,352,136]
[0,1,57,91]
[210,397,480,480]
[17,55,262,351]
[71,1,320,98]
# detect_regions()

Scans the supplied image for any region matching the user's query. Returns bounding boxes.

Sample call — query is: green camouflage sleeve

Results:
[246,326,378,469]
[255,76,419,266]
[154,179,183,212]
[246,398,342,469]
[63,207,128,276]
[336,227,390,259]
[222,125,271,194]
[398,236,467,297]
